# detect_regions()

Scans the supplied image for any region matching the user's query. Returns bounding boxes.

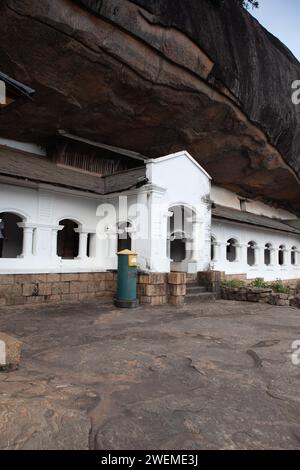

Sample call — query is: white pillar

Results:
[142,184,168,272]
[212,241,220,263]
[134,189,150,271]
[282,248,288,267]
[51,225,63,258]
[163,210,173,261]
[191,218,202,263]
[270,247,276,266]
[235,243,242,263]
[76,231,89,260]
[239,243,248,265]
[17,223,34,258]
[255,245,264,267]
[219,241,228,263]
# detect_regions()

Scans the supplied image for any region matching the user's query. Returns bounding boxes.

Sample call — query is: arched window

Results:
[291,246,297,266]
[264,243,272,266]
[247,241,257,266]
[278,245,286,266]
[57,219,79,259]
[226,238,237,262]
[0,212,23,258]
[211,236,216,261]
[117,221,132,252]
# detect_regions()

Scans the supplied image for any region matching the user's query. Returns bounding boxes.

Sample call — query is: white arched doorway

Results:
[57,219,80,259]
[0,212,24,258]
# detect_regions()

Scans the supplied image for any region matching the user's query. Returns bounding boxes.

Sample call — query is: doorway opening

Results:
[57,219,79,259]
[0,212,23,258]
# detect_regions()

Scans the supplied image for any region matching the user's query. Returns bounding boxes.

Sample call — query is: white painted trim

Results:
[146,150,212,180]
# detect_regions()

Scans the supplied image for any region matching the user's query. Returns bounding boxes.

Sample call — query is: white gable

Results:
[145,150,211,208]
[146,150,211,180]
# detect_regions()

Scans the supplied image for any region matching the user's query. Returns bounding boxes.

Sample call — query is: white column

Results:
[51,225,63,258]
[212,241,220,263]
[17,223,34,258]
[142,184,168,272]
[219,241,228,264]
[235,243,242,263]
[163,210,173,261]
[191,218,202,263]
[282,248,288,267]
[23,227,34,258]
[215,242,221,262]
[239,243,248,265]
[255,245,264,267]
[76,231,89,260]
[134,189,150,271]
[270,247,276,266]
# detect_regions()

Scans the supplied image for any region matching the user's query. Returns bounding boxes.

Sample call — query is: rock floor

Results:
[0,299,300,450]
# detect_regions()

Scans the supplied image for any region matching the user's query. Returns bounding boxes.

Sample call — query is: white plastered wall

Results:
[145,151,212,273]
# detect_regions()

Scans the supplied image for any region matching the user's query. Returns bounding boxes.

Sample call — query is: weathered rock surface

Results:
[1,0,300,211]
[0,299,300,449]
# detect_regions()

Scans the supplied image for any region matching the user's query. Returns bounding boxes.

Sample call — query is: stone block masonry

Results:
[221,286,300,308]
[0,272,187,307]
[0,273,117,307]
[137,272,187,306]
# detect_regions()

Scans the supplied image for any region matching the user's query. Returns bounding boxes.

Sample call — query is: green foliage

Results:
[269,279,290,294]
[250,278,269,288]
[223,277,289,294]
[222,279,246,288]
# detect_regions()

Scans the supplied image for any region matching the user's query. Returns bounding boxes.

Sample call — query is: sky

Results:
[251,0,300,61]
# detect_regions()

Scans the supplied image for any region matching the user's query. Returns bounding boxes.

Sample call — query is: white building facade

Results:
[210,187,300,281]
[1,139,300,282]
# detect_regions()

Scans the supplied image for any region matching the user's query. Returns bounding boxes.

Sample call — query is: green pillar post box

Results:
[114,249,139,308]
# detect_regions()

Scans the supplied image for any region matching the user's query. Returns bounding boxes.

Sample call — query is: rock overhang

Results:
[1,0,300,213]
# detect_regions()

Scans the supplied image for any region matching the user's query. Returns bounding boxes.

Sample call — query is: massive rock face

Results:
[1,0,300,212]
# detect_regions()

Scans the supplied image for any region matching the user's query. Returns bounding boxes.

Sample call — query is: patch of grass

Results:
[222,277,290,294]
[269,279,290,294]
[250,278,269,289]
[222,279,246,288]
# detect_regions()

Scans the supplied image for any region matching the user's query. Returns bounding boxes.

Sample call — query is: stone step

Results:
[186,273,198,281]
[186,280,200,287]
[186,285,207,294]
[185,292,216,303]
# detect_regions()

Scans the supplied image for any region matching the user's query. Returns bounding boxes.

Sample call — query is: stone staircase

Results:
[185,276,217,304]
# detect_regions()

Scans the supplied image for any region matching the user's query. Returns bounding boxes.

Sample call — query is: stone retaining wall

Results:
[0,271,187,307]
[0,272,117,306]
[221,286,300,307]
